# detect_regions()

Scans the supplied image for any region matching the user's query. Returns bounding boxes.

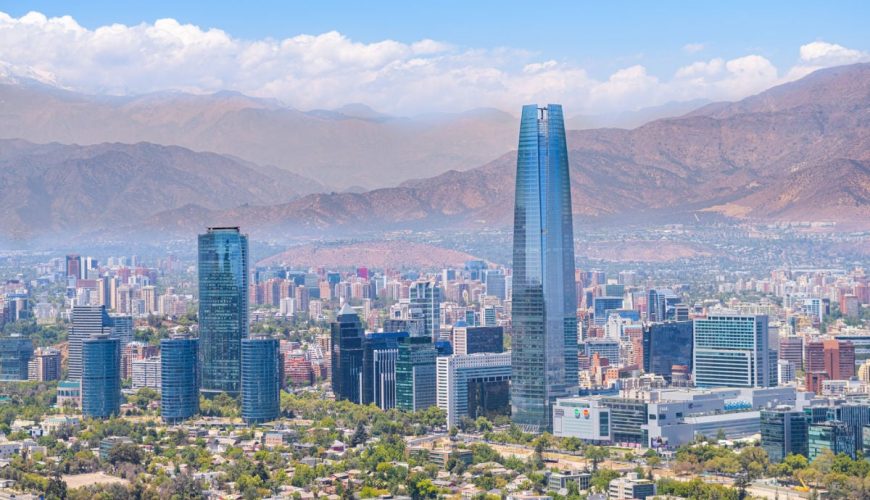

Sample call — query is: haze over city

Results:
[0,2,868,500]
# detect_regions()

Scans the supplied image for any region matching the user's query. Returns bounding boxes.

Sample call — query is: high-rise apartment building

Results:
[160,336,199,424]
[28,347,61,382]
[331,304,365,403]
[241,337,281,424]
[198,227,249,396]
[510,104,577,432]
[779,336,804,371]
[805,340,856,393]
[693,314,774,388]
[131,357,161,390]
[81,335,121,419]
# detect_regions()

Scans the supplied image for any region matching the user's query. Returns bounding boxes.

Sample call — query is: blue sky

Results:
[1,1,868,113]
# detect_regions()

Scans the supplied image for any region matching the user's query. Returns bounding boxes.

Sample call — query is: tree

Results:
[45,474,67,500]
[351,421,368,446]
[108,443,143,466]
[586,446,610,471]
[475,416,493,433]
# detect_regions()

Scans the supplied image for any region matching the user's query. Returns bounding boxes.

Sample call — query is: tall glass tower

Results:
[510,104,578,432]
[161,336,199,423]
[198,227,249,396]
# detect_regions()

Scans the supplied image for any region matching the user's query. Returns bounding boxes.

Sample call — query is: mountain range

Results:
[0,63,868,243]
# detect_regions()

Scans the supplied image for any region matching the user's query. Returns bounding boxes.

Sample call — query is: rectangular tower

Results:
[198,227,249,396]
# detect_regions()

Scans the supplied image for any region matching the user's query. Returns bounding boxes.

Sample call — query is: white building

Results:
[132,357,161,390]
[436,352,511,427]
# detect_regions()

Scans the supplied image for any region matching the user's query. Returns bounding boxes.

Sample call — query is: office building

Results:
[66,254,82,280]
[829,403,870,457]
[647,289,679,322]
[552,397,611,442]
[0,335,33,381]
[436,352,512,426]
[198,226,249,396]
[584,339,620,366]
[109,314,133,347]
[693,314,774,388]
[778,360,796,385]
[57,380,81,409]
[609,473,656,500]
[409,281,441,340]
[642,321,693,382]
[241,337,281,424]
[760,408,810,462]
[363,331,408,409]
[160,337,199,424]
[452,325,504,355]
[805,340,855,393]
[592,296,624,326]
[81,335,121,418]
[68,305,113,380]
[809,421,855,460]
[485,271,506,300]
[779,336,804,371]
[331,304,365,403]
[510,104,577,432]
[28,347,61,382]
[131,357,161,390]
[396,336,437,412]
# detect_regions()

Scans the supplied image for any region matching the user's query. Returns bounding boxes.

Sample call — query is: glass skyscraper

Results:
[198,227,249,396]
[510,104,578,432]
[642,321,693,381]
[396,336,437,412]
[160,336,199,423]
[68,305,113,380]
[81,335,121,418]
[241,337,281,424]
[331,304,365,403]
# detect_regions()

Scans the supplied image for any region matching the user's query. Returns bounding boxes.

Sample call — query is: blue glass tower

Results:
[510,104,577,432]
[331,304,365,403]
[0,335,33,381]
[81,335,121,418]
[198,227,249,396]
[241,337,280,424]
[160,337,200,423]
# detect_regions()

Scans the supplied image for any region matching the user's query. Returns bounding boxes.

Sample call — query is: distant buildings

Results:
[362,331,407,409]
[609,472,656,500]
[0,335,33,381]
[511,104,577,432]
[409,281,441,340]
[693,314,775,388]
[131,357,161,390]
[81,335,121,418]
[160,336,199,424]
[68,305,113,380]
[241,337,281,424]
[805,339,855,393]
[28,347,60,382]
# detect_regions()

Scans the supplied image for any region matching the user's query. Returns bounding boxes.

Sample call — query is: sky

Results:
[1,1,869,115]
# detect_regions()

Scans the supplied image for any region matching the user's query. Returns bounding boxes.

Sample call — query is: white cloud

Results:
[682,43,705,54]
[0,11,865,115]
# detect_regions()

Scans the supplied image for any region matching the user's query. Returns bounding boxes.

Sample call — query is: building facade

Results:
[81,335,121,418]
[693,314,774,388]
[331,304,365,404]
[198,226,249,396]
[409,281,441,340]
[642,321,693,382]
[452,326,504,355]
[0,335,33,381]
[241,337,281,424]
[436,352,512,427]
[396,336,437,412]
[760,408,810,462]
[68,305,113,380]
[160,337,199,423]
[510,104,578,432]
